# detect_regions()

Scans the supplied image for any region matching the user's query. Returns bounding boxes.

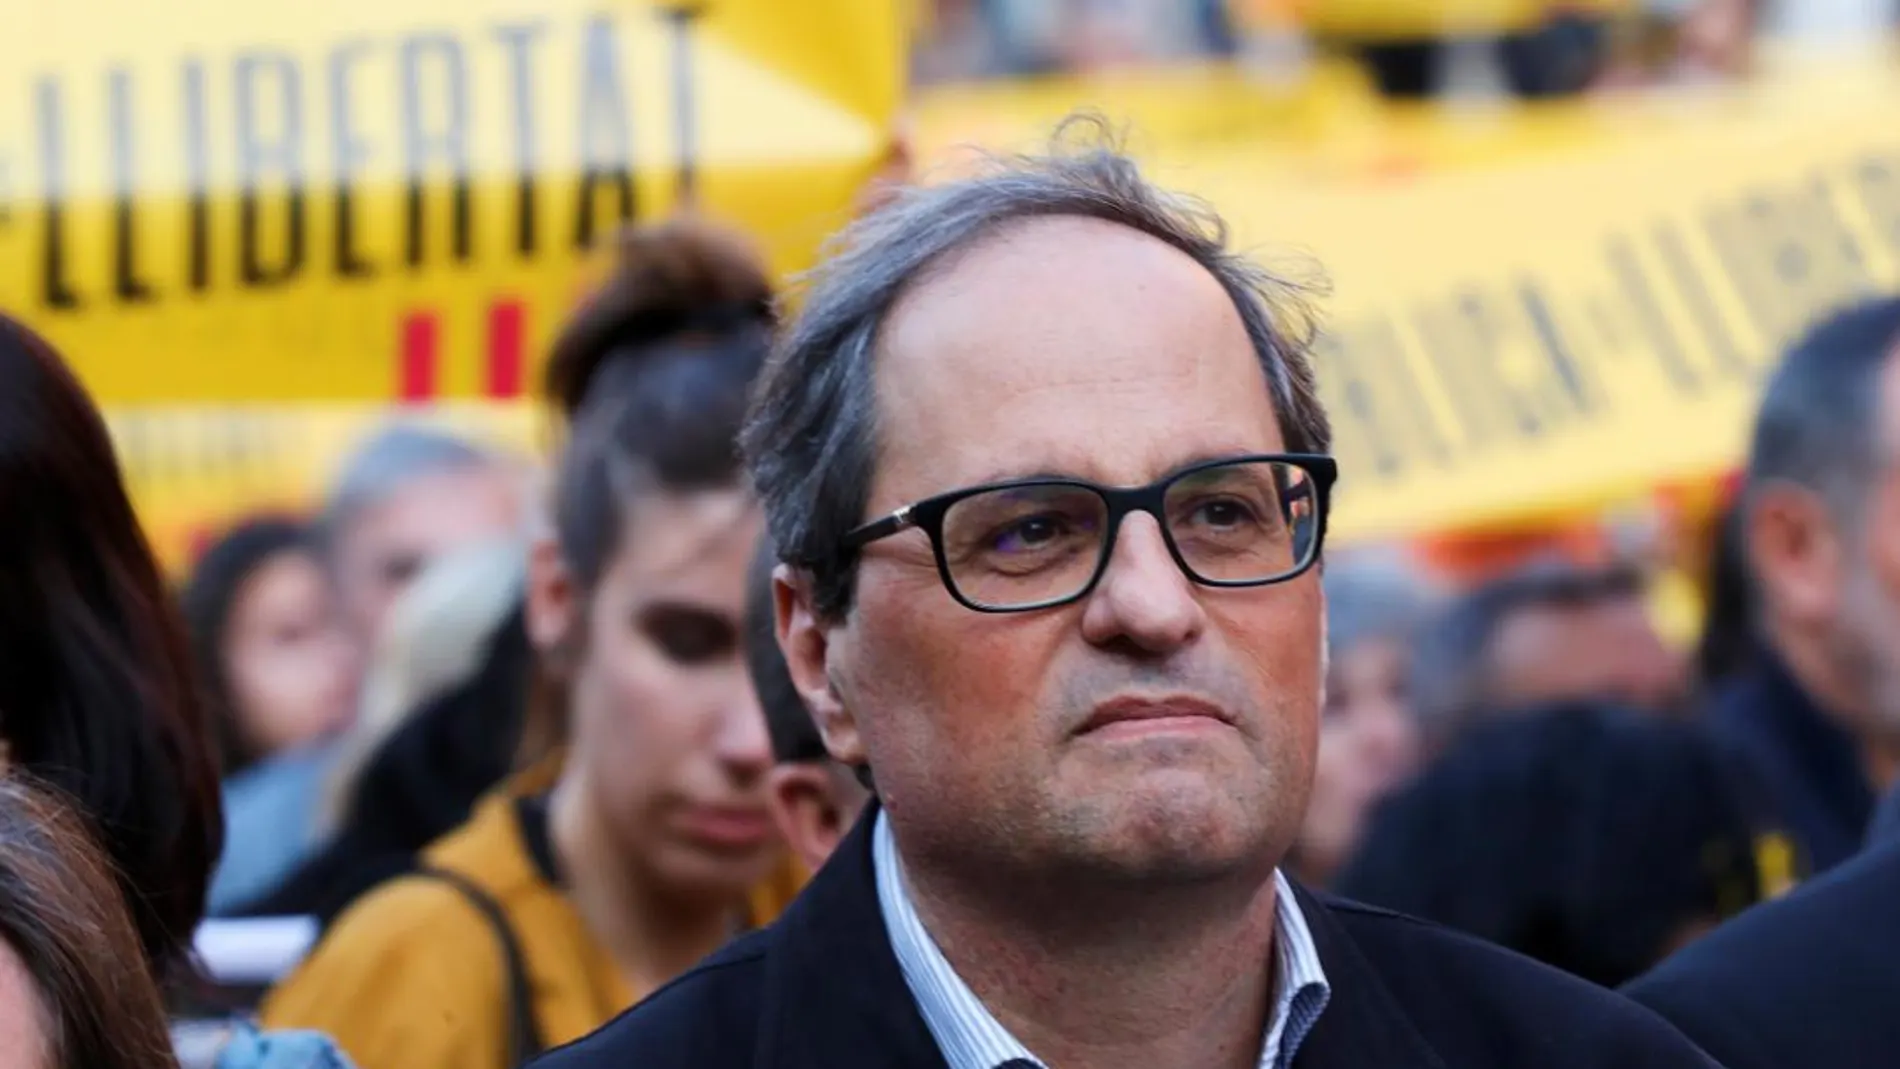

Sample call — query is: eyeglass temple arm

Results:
[844,504,917,549]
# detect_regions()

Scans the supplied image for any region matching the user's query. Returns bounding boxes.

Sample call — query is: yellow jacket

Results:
[260,784,802,1069]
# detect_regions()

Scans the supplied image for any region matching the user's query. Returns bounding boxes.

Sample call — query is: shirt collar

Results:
[874,810,1331,1069]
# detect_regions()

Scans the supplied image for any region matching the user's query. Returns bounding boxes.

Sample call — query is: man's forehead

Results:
[864,214,1280,493]
[875,217,1256,400]
[882,215,1224,336]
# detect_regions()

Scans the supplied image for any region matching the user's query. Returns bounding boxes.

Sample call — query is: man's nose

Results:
[1079,513,1207,655]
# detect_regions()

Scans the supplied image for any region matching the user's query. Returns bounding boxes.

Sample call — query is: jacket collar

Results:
[1285,885,1446,1069]
[752,803,1444,1069]
[754,802,949,1069]
[1709,651,1875,857]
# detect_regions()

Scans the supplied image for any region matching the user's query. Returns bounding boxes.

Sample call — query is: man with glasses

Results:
[531,128,1717,1069]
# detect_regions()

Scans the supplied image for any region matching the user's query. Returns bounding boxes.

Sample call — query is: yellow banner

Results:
[2,0,903,406]
[1204,68,1900,539]
[918,46,1900,541]
[111,402,539,570]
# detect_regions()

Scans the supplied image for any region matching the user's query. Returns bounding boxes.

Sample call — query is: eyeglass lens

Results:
[937,459,1320,610]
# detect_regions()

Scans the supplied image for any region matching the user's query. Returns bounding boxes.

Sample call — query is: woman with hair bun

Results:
[262,217,797,1069]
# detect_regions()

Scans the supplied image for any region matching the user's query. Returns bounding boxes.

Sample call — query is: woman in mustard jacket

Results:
[262,218,801,1069]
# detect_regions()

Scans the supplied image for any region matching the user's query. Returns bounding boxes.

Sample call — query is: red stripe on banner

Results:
[399,311,439,402]
[486,299,526,398]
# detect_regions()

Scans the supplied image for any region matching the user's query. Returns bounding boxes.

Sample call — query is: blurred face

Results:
[1677,0,1755,77]
[1838,354,1900,736]
[1486,595,1685,713]
[787,216,1324,887]
[222,550,358,759]
[1298,637,1420,884]
[332,466,522,646]
[1747,353,1900,739]
[0,939,45,1069]
[559,491,778,898]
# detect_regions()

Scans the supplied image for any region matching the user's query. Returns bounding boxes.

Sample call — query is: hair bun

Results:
[545,215,776,418]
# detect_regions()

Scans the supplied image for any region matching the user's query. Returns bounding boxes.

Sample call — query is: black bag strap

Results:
[415,867,547,1065]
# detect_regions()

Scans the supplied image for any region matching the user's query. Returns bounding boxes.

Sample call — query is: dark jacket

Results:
[1624,837,1900,1069]
[1703,654,1875,876]
[529,806,1719,1069]
[1870,785,1900,847]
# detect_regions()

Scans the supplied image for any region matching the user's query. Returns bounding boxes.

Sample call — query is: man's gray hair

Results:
[1324,554,1439,660]
[320,424,500,551]
[741,119,1333,619]
[1744,296,1900,531]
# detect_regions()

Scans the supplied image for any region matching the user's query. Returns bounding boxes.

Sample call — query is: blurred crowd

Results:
[913,0,1895,94]
[4,8,1900,1069]
[4,178,1898,1069]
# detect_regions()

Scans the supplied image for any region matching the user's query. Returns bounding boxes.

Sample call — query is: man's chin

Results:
[1055,786,1283,884]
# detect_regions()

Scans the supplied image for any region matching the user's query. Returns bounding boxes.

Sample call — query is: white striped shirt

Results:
[874,811,1332,1069]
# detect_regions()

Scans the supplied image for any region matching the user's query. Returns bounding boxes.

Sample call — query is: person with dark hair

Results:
[0,316,356,1069]
[0,774,185,1069]
[183,518,356,780]
[0,313,222,986]
[1409,559,1686,745]
[1691,502,1755,692]
[262,217,798,1069]
[1618,296,1900,1069]
[211,429,526,916]
[746,538,870,876]
[1335,702,1763,988]
[533,126,1717,1069]
[183,519,360,914]
[1702,296,1900,879]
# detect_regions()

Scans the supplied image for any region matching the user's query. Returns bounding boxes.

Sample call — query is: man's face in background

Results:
[331,465,525,648]
[1485,593,1686,714]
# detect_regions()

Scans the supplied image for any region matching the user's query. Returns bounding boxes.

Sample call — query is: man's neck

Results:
[899,834,1280,1069]
[1770,623,1872,733]
[549,775,738,997]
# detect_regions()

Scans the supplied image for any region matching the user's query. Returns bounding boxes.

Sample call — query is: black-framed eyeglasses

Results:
[841,454,1338,613]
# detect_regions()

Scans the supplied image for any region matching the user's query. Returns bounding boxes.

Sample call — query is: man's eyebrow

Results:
[954,466,1083,488]
[1159,448,1282,477]
[950,448,1276,491]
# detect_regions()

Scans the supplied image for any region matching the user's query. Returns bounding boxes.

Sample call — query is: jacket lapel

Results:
[1289,883,1446,1069]
[754,803,951,1069]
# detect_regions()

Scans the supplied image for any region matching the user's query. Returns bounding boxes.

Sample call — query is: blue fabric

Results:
[1627,838,1900,1069]
[208,742,339,915]
[215,1023,357,1069]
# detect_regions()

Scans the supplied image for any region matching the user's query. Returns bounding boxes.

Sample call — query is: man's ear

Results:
[526,535,578,666]
[1746,485,1843,629]
[768,764,854,874]
[774,566,864,766]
